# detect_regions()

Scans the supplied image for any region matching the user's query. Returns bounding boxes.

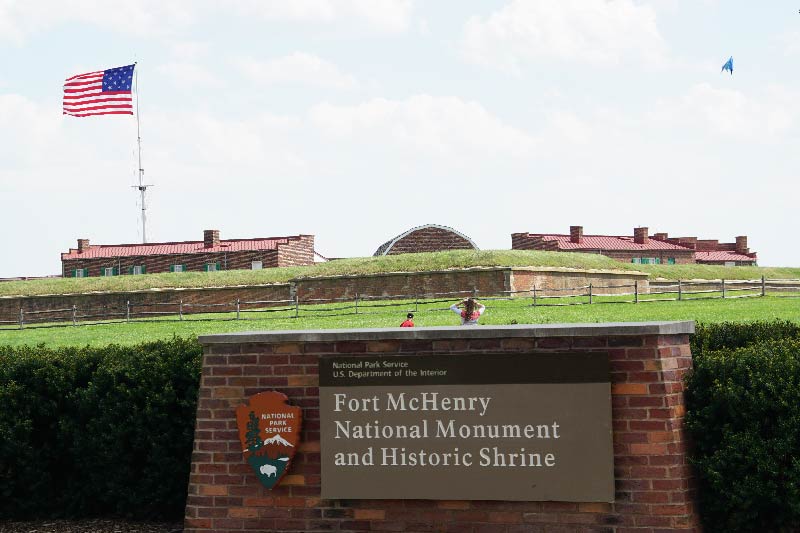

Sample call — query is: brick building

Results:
[374,224,478,256]
[512,226,757,266]
[694,236,758,266]
[61,230,314,277]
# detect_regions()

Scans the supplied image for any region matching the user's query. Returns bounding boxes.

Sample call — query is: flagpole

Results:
[133,63,152,243]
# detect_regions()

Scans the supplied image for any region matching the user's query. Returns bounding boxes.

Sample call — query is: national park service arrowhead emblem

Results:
[236,391,302,489]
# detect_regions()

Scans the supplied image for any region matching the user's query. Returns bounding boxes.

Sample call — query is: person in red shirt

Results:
[400,313,415,327]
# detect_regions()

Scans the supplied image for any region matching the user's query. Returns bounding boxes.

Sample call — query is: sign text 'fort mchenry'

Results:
[319,352,614,502]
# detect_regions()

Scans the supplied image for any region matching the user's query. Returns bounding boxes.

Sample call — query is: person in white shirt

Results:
[450,298,485,326]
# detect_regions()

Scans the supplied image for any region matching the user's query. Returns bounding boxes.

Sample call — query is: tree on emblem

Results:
[245,411,261,452]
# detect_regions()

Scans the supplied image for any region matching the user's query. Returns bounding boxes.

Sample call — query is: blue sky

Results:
[1,0,799,277]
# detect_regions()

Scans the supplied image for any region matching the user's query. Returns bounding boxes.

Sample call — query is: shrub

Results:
[692,320,800,357]
[0,337,202,520]
[685,339,800,532]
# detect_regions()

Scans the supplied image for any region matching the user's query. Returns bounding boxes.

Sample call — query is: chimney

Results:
[77,239,90,253]
[736,236,748,254]
[570,225,584,244]
[633,227,648,245]
[204,229,220,248]
[653,232,668,240]
[677,237,697,250]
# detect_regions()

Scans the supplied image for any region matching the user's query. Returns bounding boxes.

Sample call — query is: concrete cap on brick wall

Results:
[198,321,694,344]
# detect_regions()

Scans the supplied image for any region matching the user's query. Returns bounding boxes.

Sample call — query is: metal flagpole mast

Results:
[132,63,152,243]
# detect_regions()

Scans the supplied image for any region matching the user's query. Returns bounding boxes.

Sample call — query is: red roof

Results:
[696,251,757,262]
[533,234,692,251]
[61,237,297,260]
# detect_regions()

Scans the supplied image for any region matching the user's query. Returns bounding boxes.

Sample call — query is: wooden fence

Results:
[1,278,797,331]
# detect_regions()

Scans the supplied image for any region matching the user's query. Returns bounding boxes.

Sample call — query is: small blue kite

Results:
[721,56,733,75]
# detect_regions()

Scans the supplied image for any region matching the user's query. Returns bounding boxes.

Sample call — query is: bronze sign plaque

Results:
[319,352,613,501]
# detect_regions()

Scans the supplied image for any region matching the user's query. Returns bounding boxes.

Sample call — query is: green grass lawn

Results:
[4,249,799,298]
[2,294,797,348]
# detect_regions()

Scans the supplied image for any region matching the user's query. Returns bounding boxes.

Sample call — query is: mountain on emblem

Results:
[263,433,293,447]
[236,391,302,490]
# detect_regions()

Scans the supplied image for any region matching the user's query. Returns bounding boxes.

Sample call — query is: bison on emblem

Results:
[236,391,302,489]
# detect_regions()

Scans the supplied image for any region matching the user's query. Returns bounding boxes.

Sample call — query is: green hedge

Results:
[691,320,800,357]
[686,337,800,532]
[2,321,800,528]
[0,337,202,520]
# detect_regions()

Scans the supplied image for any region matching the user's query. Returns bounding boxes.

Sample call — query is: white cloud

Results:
[547,111,593,144]
[156,61,224,88]
[461,0,666,72]
[0,0,413,44]
[778,31,800,57]
[155,41,223,88]
[648,83,800,140]
[0,93,64,165]
[236,53,359,90]
[0,0,198,43]
[143,110,306,179]
[309,94,537,158]
[234,0,414,33]
[168,41,210,61]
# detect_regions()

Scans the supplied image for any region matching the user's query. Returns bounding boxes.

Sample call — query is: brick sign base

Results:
[186,322,700,532]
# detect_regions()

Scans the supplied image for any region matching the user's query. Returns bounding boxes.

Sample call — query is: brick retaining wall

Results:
[185,322,699,532]
[0,268,648,325]
[0,285,292,325]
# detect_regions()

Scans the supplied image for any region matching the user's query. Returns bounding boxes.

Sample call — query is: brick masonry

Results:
[0,268,648,325]
[511,234,696,265]
[512,228,757,266]
[62,235,315,277]
[0,284,292,325]
[185,322,699,532]
[374,225,477,256]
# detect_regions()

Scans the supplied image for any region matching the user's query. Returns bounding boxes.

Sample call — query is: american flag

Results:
[63,64,136,117]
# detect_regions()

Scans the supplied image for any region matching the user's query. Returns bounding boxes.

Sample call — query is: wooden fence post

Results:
[588,284,593,305]
[634,280,639,304]
[179,299,184,321]
[294,294,299,318]
[761,275,766,297]
[355,293,359,315]
[18,308,24,330]
[532,286,537,307]
[72,305,77,326]
[236,299,240,320]
[678,280,682,301]
[126,301,130,323]
[721,279,726,299]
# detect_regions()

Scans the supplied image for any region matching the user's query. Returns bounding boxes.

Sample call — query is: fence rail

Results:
[1,278,798,331]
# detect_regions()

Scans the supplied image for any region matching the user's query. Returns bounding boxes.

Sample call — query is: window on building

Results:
[641,258,650,264]
[251,261,263,270]
[654,258,661,264]
[204,262,221,272]
[73,268,88,278]
[631,258,641,264]
[668,258,676,265]
[102,267,118,277]
[170,264,185,273]
[128,265,146,275]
